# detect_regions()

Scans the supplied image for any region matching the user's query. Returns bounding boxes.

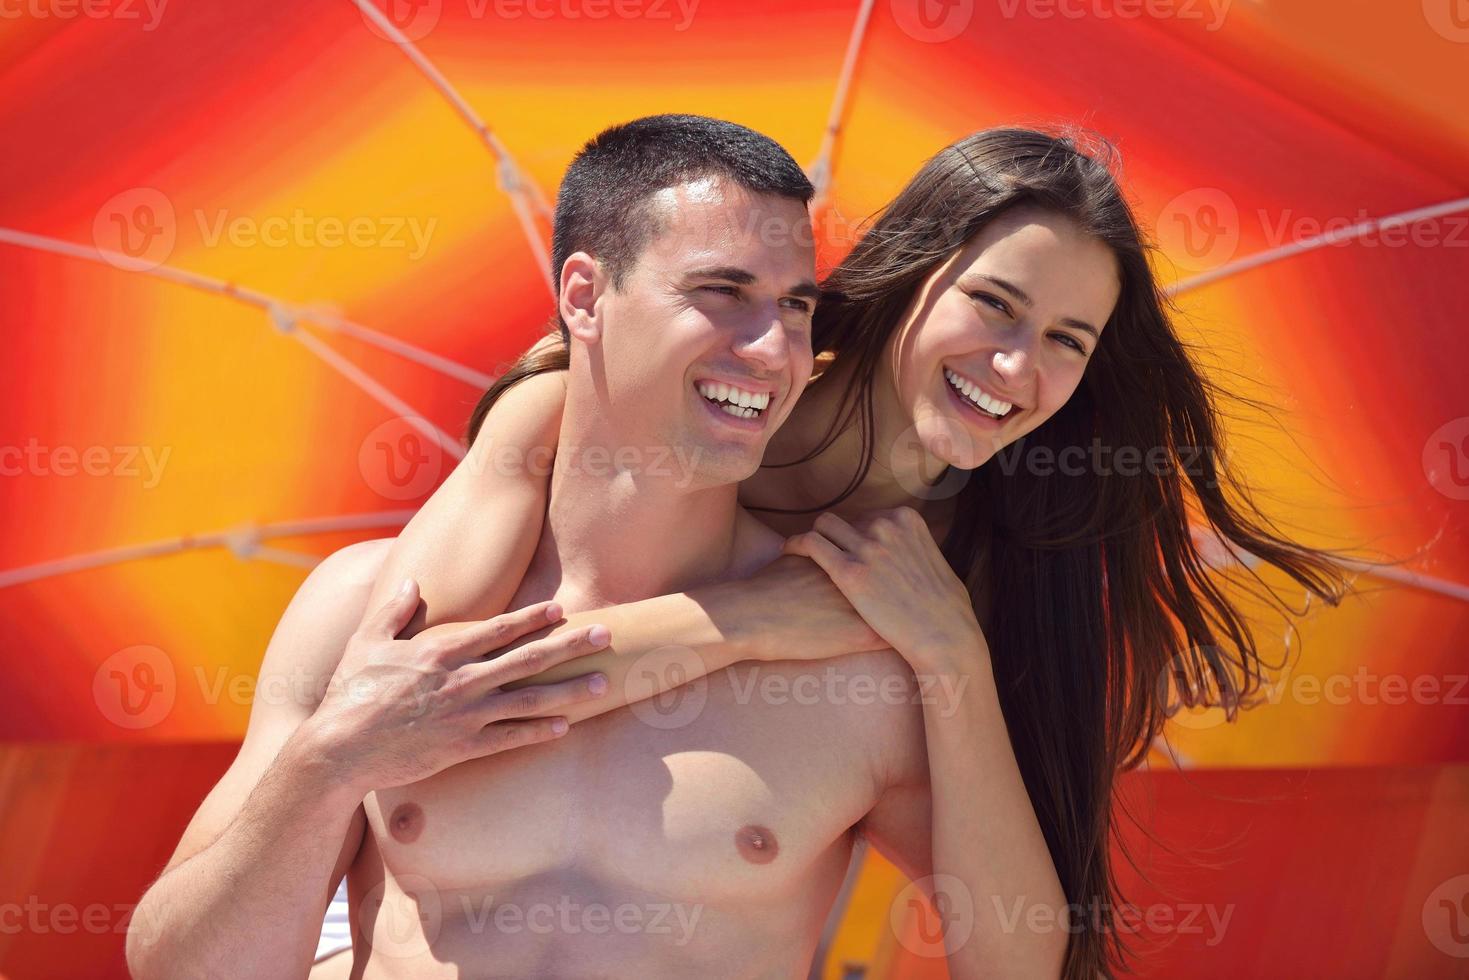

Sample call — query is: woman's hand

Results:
[781,507,989,674]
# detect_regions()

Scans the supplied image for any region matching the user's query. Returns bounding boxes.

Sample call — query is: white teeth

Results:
[696,380,771,418]
[944,368,1012,418]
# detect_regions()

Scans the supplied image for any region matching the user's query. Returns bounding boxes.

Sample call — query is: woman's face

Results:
[884,205,1121,472]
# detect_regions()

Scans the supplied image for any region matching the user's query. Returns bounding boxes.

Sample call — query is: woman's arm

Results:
[418,553,889,725]
[785,507,1068,979]
[364,346,566,636]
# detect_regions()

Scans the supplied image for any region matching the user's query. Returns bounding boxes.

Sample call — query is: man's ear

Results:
[559,251,603,345]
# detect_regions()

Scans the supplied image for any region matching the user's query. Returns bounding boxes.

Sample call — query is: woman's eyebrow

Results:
[970,273,1033,306]
[969,273,1100,338]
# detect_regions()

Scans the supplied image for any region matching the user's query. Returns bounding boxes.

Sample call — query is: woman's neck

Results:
[757,353,958,529]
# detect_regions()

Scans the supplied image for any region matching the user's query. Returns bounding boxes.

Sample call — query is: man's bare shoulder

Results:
[255,538,394,695]
[314,537,394,588]
[315,540,393,587]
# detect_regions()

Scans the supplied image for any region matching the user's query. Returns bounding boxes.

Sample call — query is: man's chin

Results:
[675,443,762,491]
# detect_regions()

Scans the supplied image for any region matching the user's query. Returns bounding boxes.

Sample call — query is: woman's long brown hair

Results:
[469,127,1351,977]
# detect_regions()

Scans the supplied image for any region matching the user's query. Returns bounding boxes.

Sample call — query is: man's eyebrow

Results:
[787,281,822,302]
[971,273,1101,339]
[686,266,822,303]
[687,265,756,285]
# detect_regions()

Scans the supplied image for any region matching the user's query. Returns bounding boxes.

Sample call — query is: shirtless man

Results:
[128,115,932,979]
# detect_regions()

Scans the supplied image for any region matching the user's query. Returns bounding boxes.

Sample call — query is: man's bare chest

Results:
[363,657,894,905]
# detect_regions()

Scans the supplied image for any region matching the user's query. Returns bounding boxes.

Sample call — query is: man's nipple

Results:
[388,802,425,843]
[735,824,779,865]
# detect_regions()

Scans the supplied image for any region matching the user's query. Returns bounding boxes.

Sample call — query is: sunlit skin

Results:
[310,203,1127,980]
[749,205,1122,529]
[757,205,1124,977]
[344,178,940,979]
[565,174,818,493]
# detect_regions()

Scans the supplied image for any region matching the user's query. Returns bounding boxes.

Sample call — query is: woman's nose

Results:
[992,343,1034,383]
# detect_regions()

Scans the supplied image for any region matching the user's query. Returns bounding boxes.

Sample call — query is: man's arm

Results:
[125,542,384,979]
[127,542,611,979]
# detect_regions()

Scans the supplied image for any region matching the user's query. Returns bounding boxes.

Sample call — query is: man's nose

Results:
[734,307,795,372]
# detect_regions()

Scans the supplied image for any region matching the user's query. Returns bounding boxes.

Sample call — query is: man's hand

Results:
[305,579,612,795]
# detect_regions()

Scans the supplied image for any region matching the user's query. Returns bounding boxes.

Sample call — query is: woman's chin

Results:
[932,446,995,472]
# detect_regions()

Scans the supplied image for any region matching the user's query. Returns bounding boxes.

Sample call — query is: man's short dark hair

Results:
[550,114,813,324]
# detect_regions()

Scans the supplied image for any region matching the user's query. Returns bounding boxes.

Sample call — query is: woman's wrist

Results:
[692,575,780,664]
[905,625,992,679]
[692,556,893,665]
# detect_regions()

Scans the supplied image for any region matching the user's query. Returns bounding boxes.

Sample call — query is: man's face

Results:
[584,176,818,489]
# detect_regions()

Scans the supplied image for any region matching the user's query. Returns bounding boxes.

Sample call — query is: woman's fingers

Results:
[782,530,854,582]
[478,672,610,725]
[811,511,865,553]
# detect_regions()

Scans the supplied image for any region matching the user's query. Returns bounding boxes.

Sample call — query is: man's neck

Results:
[535,435,742,609]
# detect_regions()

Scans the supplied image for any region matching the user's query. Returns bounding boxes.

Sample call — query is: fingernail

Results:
[587,625,611,646]
[552,718,569,735]
[545,602,563,621]
[588,674,608,695]
[397,578,413,597]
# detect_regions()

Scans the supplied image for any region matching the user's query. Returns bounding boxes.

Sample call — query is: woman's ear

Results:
[560,251,603,345]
